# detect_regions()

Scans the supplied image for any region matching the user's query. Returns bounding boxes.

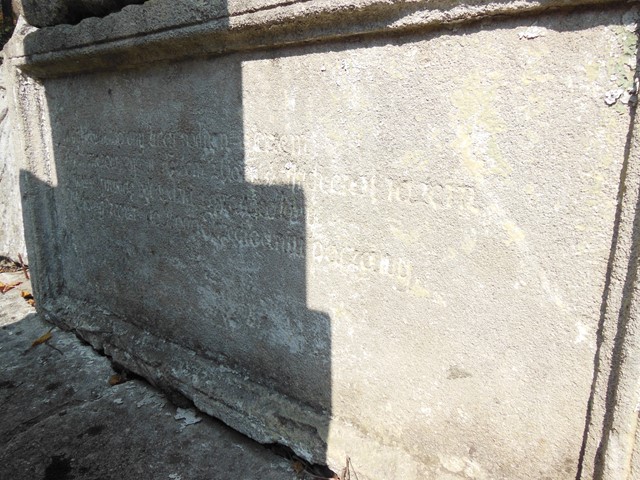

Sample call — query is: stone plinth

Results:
[7,1,640,478]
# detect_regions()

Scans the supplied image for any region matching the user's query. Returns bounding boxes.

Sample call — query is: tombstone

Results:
[6,1,640,478]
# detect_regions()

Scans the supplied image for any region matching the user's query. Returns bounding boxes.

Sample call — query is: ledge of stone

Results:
[40,294,330,466]
[13,0,146,28]
[7,0,631,77]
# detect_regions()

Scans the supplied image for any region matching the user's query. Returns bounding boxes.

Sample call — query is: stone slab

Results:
[7,1,640,479]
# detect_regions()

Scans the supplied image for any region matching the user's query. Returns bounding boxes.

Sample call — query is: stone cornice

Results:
[7,0,637,77]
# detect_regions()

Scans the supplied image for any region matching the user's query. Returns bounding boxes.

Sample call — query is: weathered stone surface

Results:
[7,1,640,479]
[13,0,145,28]
[7,0,631,76]
[0,59,26,262]
[0,272,300,480]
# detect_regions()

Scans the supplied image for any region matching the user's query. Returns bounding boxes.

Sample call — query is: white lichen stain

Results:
[575,322,589,344]
[400,149,430,172]
[457,407,471,423]
[518,25,547,40]
[520,71,554,86]
[602,14,639,109]
[513,279,528,290]
[420,406,433,417]
[524,183,536,195]
[586,173,607,207]
[410,280,430,298]
[459,229,477,255]
[450,71,511,179]
[389,222,420,244]
[408,279,447,307]
[438,454,489,480]
[329,303,353,326]
[502,221,525,246]
[440,455,466,473]
[287,94,296,111]
[174,407,202,429]
[539,270,565,309]
[605,88,624,106]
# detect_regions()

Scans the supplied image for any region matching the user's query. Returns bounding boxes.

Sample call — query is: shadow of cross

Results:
[18,0,331,471]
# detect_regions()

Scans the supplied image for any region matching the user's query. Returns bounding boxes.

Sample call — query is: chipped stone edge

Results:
[4,0,637,77]
[39,294,330,463]
[37,295,430,477]
[578,53,640,479]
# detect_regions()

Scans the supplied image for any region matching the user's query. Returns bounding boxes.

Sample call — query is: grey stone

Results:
[6,0,630,77]
[0,60,26,262]
[6,1,640,479]
[0,271,300,480]
[13,0,146,28]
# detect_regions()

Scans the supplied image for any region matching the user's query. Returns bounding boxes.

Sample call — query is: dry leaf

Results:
[0,281,22,293]
[21,290,35,307]
[31,329,53,347]
[108,374,127,386]
[292,461,305,474]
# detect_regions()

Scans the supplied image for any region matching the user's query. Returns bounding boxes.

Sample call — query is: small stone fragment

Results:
[174,407,202,429]
[518,26,546,40]
[604,89,624,105]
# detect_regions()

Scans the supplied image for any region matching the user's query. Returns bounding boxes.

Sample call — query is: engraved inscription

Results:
[60,126,481,278]
[246,160,477,212]
[71,124,233,152]
[311,241,413,284]
[251,131,309,156]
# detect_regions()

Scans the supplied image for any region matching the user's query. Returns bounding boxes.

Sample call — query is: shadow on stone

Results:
[18,0,331,471]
